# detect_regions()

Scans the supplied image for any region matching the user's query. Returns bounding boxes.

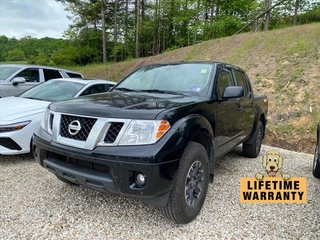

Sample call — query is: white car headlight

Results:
[40,107,51,134]
[0,121,31,133]
[119,120,170,145]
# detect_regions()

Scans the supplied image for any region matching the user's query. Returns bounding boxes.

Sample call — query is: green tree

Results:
[0,35,9,61]
[0,0,315,66]
[51,46,81,66]
[6,49,25,61]
[28,50,49,65]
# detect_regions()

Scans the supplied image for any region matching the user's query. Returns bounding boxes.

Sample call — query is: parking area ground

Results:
[1,145,319,239]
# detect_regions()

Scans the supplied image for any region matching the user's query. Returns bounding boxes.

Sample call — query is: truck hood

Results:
[0,96,50,122]
[49,92,204,119]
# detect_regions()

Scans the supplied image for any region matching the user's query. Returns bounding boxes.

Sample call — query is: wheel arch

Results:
[245,113,267,145]
[259,113,267,138]
[191,133,214,179]
[173,114,215,180]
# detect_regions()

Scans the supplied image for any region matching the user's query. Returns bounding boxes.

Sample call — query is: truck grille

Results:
[104,122,124,143]
[60,114,97,141]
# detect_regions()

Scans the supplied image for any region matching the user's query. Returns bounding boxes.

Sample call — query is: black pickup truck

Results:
[33,61,268,224]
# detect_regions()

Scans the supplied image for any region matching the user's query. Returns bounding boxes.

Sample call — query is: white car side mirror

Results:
[12,77,26,85]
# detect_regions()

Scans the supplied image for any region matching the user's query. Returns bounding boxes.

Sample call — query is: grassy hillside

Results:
[76,23,320,154]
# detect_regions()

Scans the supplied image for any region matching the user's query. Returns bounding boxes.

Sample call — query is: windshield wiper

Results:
[138,89,189,96]
[22,96,44,101]
[114,88,190,96]
[114,87,138,92]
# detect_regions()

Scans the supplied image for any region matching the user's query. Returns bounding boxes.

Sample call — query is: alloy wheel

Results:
[185,161,204,206]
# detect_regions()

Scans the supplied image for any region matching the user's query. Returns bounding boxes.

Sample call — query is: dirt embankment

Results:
[264,131,315,154]
[81,23,320,155]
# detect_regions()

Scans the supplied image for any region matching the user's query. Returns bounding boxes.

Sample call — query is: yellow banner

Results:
[240,177,307,203]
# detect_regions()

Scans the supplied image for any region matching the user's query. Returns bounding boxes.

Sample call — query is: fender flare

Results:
[171,114,215,176]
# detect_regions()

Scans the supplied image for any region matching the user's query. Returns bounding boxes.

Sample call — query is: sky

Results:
[0,0,72,39]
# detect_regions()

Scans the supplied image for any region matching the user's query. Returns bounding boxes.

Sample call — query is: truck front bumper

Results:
[33,126,183,206]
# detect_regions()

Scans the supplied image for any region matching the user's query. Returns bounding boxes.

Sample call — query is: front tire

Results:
[160,141,209,224]
[243,121,263,158]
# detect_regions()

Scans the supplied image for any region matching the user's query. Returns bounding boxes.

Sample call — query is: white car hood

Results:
[0,97,51,122]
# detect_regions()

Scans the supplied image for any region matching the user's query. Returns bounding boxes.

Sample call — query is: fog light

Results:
[135,173,146,186]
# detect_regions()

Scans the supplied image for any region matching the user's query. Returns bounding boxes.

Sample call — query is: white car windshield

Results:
[113,63,214,97]
[0,66,21,80]
[20,80,84,101]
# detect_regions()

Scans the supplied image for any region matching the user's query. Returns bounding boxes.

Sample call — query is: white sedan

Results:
[0,78,115,155]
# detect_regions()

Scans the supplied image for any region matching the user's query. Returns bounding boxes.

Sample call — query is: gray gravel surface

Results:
[1,145,320,240]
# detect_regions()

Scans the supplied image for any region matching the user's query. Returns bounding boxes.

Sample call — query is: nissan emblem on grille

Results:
[68,120,82,136]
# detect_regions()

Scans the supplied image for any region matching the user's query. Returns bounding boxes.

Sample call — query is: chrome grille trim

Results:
[60,114,97,141]
[49,111,131,150]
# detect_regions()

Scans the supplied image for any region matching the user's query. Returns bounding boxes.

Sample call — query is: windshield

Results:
[0,66,21,80]
[20,80,85,101]
[113,63,214,97]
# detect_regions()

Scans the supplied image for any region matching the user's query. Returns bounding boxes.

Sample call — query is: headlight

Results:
[40,107,51,134]
[0,121,31,133]
[119,120,170,145]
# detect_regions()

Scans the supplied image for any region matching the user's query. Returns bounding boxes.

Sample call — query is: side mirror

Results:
[222,86,244,99]
[12,77,26,86]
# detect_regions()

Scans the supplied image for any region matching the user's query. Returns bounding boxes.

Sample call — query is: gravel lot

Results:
[1,145,320,240]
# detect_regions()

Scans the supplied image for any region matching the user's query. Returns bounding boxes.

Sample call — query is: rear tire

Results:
[160,141,209,224]
[243,121,263,158]
[313,128,320,178]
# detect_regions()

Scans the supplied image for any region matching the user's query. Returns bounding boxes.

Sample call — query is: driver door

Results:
[10,68,40,95]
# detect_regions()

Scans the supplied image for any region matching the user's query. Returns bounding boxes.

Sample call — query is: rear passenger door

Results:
[232,70,255,137]
[43,69,63,81]
[214,67,244,156]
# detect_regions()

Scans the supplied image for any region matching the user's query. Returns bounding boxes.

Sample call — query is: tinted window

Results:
[16,68,40,82]
[43,69,63,81]
[80,84,113,96]
[233,70,248,97]
[216,68,234,99]
[67,72,83,78]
